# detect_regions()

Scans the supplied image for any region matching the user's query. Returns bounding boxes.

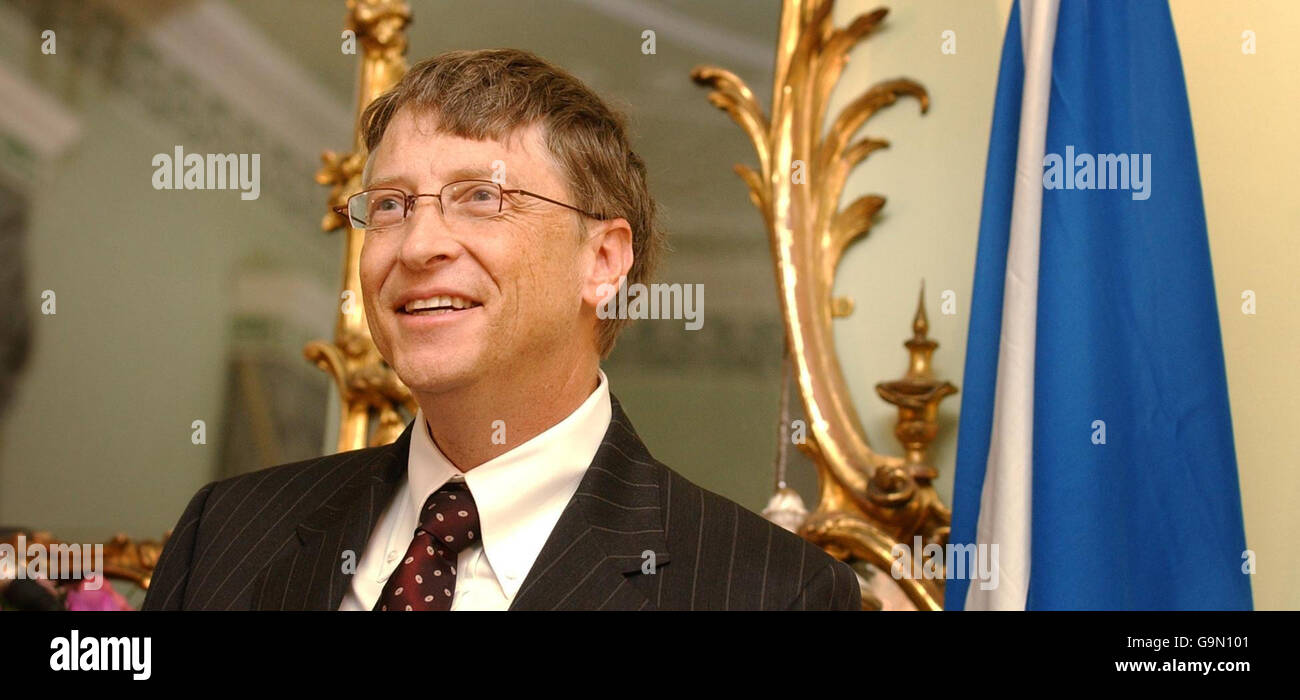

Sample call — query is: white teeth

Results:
[404,295,476,312]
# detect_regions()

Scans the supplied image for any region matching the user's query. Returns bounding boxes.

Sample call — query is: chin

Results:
[389,347,485,396]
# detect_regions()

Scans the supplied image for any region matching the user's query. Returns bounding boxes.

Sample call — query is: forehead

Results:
[364,108,560,188]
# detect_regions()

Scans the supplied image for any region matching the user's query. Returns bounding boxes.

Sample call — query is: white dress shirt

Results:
[339,370,612,611]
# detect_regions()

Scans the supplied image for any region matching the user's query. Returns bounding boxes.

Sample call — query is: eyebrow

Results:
[364,165,503,190]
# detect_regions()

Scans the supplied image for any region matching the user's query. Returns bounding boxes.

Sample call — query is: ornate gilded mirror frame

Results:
[692,0,955,610]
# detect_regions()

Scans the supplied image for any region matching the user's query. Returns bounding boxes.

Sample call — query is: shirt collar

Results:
[406,369,612,598]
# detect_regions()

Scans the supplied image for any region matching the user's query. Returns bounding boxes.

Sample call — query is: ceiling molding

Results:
[0,61,81,162]
[564,0,772,72]
[0,2,82,171]
[107,0,351,162]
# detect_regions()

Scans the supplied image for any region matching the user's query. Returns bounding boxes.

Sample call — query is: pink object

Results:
[64,574,133,611]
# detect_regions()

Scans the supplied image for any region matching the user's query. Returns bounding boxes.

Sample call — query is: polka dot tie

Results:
[375,482,480,611]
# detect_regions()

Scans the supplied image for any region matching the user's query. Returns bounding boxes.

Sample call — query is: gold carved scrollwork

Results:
[307,0,415,451]
[1,531,167,591]
[693,1,955,610]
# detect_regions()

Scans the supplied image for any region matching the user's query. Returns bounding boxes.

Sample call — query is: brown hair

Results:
[360,48,663,357]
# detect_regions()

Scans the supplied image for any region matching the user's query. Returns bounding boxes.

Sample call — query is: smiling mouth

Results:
[400,295,483,316]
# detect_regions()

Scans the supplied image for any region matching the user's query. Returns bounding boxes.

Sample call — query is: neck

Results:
[413,354,601,471]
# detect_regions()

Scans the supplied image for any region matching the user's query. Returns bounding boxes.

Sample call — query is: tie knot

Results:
[416,482,481,555]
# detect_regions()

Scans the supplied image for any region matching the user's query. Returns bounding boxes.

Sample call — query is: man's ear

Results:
[582,217,634,309]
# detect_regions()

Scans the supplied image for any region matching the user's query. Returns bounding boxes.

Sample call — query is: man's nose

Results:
[398,198,461,269]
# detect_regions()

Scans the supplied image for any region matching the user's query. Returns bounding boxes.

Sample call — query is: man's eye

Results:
[457,185,498,203]
[364,194,406,226]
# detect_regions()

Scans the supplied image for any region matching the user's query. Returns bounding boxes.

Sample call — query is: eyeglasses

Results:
[334,179,606,230]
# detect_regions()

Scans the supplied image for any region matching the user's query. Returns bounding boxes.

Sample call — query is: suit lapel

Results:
[250,422,412,610]
[509,396,671,611]
[250,395,669,611]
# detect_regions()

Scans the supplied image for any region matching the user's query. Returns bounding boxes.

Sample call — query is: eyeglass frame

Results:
[333,179,607,230]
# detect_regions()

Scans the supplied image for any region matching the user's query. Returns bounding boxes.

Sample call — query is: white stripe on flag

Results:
[966,0,1060,611]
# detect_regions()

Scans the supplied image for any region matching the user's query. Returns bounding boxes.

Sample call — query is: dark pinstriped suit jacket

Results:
[142,396,861,611]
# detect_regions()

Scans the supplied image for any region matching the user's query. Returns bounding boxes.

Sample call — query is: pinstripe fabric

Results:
[142,396,862,611]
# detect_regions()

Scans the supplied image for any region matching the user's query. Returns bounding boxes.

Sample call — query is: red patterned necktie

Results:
[375,482,480,611]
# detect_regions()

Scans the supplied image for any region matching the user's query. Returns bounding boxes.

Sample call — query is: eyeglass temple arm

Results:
[503,188,605,220]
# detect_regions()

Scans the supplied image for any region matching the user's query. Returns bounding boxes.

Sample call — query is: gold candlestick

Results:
[875,283,957,510]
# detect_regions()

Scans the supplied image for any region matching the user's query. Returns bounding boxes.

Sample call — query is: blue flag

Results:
[948,0,1252,610]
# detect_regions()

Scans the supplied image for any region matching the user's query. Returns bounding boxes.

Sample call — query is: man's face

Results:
[359,108,592,396]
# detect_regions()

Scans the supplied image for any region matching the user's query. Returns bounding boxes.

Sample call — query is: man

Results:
[143,49,861,611]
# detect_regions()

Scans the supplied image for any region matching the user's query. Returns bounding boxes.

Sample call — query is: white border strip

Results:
[966,0,1060,611]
